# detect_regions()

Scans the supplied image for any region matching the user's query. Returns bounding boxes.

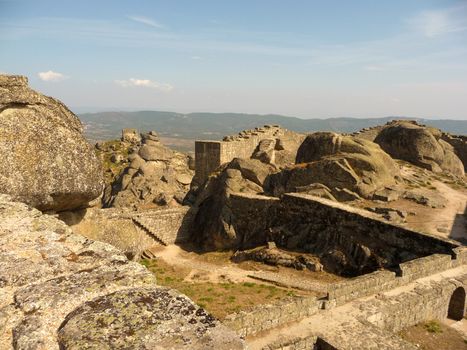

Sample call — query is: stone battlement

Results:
[194,125,285,183]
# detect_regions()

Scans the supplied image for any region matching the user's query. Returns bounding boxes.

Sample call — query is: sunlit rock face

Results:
[0,194,246,350]
[0,74,103,212]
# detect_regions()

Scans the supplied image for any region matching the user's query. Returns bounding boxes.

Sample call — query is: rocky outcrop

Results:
[0,75,103,211]
[0,194,245,349]
[265,132,400,200]
[255,130,305,168]
[374,120,464,177]
[441,133,467,172]
[121,128,141,144]
[104,131,194,209]
[232,244,323,272]
[190,158,271,250]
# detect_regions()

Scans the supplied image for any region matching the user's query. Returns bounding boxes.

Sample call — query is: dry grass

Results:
[140,258,296,319]
[400,320,467,350]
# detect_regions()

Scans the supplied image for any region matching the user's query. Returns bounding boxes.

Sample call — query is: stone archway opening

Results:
[447,287,466,321]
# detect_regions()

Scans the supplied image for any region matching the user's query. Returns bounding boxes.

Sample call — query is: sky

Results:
[1,0,467,119]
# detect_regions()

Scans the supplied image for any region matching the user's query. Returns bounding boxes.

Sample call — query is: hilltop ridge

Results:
[80,111,467,150]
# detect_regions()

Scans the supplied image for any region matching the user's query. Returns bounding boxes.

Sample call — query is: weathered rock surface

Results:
[0,75,103,211]
[232,246,323,272]
[0,194,245,349]
[265,132,400,199]
[190,158,271,250]
[104,131,194,209]
[121,128,141,144]
[441,133,467,172]
[402,189,447,208]
[256,130,305,168]
[374,120,464,177]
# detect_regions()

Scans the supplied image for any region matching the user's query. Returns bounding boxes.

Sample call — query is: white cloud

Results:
[408,5,467,37]
[127,15,164,29]
[38,70,67,82]
[115,78,173,91]
[191,56,202,60]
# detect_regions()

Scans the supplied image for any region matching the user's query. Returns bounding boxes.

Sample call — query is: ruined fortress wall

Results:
[327,254,459,306]
[280,193,458,257]
[133,207,194,245]
[452,246,467,267]
[228,192,462,308]
[194,141,222,184]
[365,273,467,333]
[398,254,453,280]
[229,193,280,248]
[63,207,194,256]
[59,208,156,257]
[195,126,282,183]
[223,296,319,338]
[327,270,398,304]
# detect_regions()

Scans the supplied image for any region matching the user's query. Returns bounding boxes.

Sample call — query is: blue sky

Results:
[1,0,467,119]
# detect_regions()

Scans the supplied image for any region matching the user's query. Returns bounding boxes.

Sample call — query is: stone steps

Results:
[140,246,161,260]
[132,217,167,246]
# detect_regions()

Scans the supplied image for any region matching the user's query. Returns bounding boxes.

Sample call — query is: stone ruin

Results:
[1,75,466,349]
[194,125,304,184]
[77,125,466,349]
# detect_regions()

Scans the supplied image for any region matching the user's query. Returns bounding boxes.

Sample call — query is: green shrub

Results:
[424,320,442,333]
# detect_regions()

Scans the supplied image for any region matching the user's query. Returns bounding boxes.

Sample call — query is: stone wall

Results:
[327,270,398,305]
[228,192,459,276]
[59,208,154,258]
[133,207,194,245]
[325,253,463,306]
[363,272,467,333]
[195,125,283,184]
[223,296,319,337]
[278,193,458,258]
[229,193,280,248]
[60,206,194,256]
[398,254,452,279]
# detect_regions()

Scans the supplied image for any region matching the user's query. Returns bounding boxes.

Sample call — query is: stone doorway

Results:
[447,287,466,321]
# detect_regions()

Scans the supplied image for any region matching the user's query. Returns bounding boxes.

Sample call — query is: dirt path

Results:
[150,245,333,294]
[432,181,466,242]
[152,245,253,284]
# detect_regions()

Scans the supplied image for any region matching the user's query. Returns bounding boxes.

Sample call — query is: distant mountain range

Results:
[80,111,467,150]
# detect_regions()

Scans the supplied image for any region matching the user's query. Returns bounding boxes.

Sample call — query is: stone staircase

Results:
[132,217,167,246]
[140,246,160,260]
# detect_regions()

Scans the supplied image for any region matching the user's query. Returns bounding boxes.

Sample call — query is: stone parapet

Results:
[223,296,319,337]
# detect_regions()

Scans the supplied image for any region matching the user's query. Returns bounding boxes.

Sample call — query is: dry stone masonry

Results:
[194,125,304,184]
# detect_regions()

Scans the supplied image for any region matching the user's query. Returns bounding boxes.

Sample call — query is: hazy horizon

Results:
[1,0,467,119]
[74,107,461,121]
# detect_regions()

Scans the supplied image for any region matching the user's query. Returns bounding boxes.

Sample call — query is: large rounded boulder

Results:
[0,75,103,211]
[265,132,400,199]
[191,158,274,250]
[374,121,464,177]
